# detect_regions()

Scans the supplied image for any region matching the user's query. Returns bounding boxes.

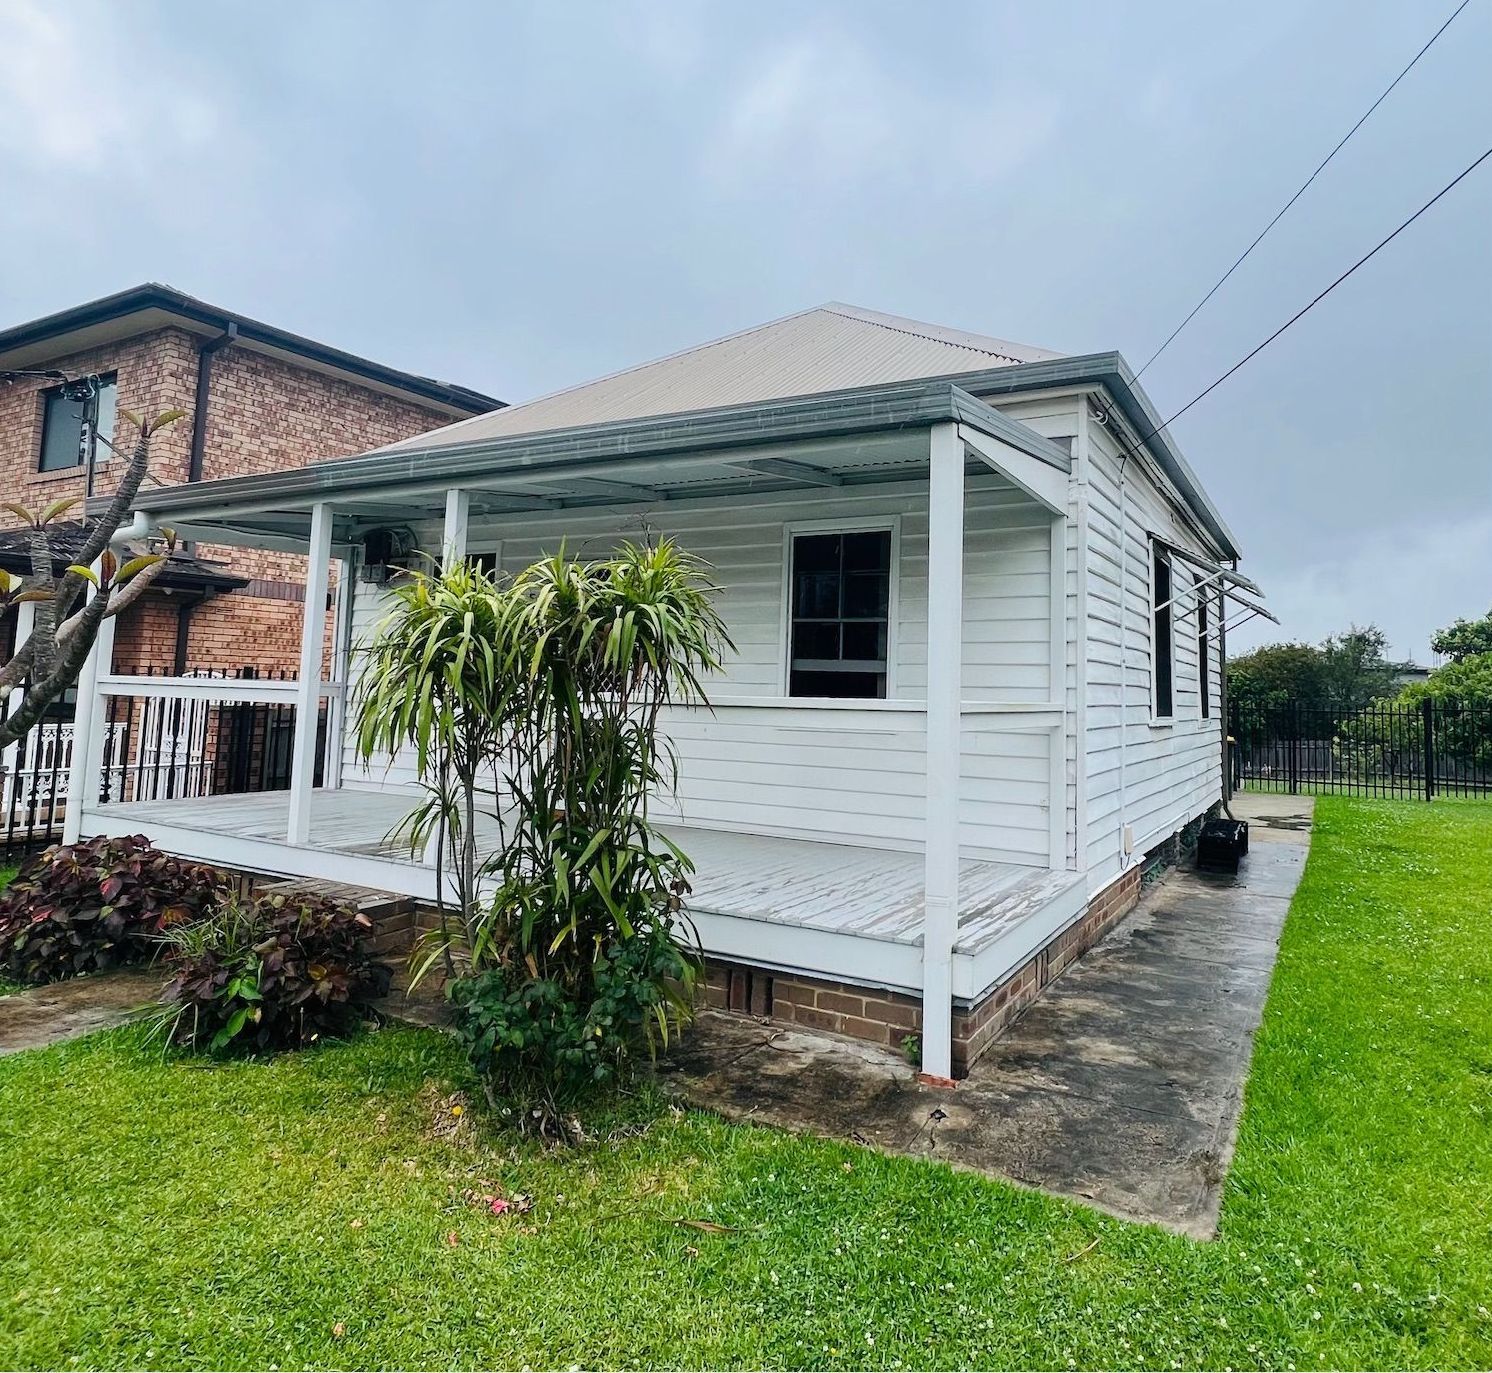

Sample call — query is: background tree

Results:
[0,403,183,750]
[1430,608,1492,663]
[1318,624,1397,715]
[1228,623,1397,722]
[1227,642,1330,715]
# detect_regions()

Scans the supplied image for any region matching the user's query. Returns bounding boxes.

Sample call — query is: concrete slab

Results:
[0,969,164,1055]
[661,814,1312,1238]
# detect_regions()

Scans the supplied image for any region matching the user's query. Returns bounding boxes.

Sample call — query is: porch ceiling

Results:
[90,378,1071,551]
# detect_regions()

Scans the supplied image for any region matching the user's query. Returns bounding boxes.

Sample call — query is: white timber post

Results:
[1048,508,1070,870]
[921,422,964,1084]
[63,569,116,844]
[1,598,37,809]
[424,489,470,871]
[441,488,470,571]
[287,501,334,845]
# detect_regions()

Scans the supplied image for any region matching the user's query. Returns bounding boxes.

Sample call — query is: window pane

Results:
[842,570,888,618]
[793,571,840,619]
[39,390,85,471]
[91,378,117,459]
[791,620,840,661]
[842,530,890,572]
[1153,548,1173,718]
[790,668,885,699]
[840,620,887,663]
[793,533,840,574]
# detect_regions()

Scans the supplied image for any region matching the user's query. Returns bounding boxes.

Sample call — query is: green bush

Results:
[0,834,220,985]
[450,921,697,1128]
[356,540,728,1136]
[156,889,392,1054]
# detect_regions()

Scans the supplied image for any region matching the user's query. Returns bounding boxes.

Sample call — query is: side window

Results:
[788,529,892,698]
[1152,544,1174,719]
[38,374,116,473]
[1197,575,1211,719]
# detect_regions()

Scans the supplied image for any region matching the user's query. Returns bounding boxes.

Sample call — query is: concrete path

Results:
[661,799,1312,1238]
[0,969,164,1056]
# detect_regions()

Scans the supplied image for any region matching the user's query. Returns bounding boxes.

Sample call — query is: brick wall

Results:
[702,863,1146,1076]
[1,323,465,676]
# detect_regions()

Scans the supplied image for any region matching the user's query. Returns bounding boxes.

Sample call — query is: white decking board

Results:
[86,788,1081,957]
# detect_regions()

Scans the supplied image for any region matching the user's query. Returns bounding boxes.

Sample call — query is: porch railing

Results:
[2,666,337,860]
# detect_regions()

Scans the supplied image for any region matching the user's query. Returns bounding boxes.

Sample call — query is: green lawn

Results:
[0,863,20,996]
[1,798,1489,1369]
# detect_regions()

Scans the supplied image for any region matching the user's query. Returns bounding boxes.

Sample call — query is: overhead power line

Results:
[1134,0,1473,381]
[1130,144,1492,454]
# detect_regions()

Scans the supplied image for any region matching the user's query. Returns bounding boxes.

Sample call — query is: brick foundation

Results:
[265,861,1145,1077]
[705,863,1144,1076]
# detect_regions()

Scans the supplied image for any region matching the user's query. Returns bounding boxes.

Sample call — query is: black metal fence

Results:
[1230,699,1492,799]
[2,666,328,861]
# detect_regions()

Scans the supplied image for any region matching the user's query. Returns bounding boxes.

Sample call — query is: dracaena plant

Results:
[352,538,730,1136]
[1,405,183,751]
[352,556,520,975]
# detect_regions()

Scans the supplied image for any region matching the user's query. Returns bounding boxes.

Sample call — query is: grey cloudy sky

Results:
[2,0,1488,660]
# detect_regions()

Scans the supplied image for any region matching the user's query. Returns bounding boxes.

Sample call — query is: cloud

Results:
[1232,512,1492,663]
[0,0,221,174]
[706,30,1057,192]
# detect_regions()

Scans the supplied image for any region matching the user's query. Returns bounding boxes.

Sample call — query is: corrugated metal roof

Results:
[381,303,1060,452]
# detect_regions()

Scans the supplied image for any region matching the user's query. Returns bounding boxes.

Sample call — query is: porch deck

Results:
[82,788,1085,997]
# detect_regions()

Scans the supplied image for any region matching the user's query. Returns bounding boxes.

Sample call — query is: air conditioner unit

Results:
[359,526,418,584]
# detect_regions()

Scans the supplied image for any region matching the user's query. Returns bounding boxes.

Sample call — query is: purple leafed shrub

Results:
[0,834,221,985]
[157,889,393,1054]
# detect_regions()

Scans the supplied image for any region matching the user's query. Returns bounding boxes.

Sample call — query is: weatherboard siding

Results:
[339,476,1058,865]
[1078,415,1224,888]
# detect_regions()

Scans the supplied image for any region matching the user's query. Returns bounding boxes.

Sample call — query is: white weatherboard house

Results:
[69,305,1266,1080]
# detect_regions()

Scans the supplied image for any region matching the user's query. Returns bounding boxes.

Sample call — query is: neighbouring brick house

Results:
[0,283,501,678]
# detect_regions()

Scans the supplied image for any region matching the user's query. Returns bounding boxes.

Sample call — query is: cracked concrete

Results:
[660,796,1312,1238]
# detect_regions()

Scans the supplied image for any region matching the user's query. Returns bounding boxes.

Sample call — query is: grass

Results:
[1,798,1489,1369]
[0,863,20,996]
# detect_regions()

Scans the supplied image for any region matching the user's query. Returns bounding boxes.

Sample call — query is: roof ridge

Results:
[816,301,1057,363]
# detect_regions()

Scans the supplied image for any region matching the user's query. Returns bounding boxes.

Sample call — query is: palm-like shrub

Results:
[353,539,729,1133]
[354,557,517,971]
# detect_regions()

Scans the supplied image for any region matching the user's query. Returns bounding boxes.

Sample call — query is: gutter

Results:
[0,283,502,416]
[89,379,1073,522]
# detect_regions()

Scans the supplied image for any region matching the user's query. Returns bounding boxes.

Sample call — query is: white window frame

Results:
[465,540,504,576]
[779,515,901,700]
[1149,536,1175,726]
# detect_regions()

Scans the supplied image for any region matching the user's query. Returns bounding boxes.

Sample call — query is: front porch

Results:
[69,380,1084,1078]
[83,786,1086,1004]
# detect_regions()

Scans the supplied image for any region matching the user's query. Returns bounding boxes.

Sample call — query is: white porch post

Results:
[441,488,470,570]
[287,502,333,845]
[1048,509,1070,870]
[423,488,470,870]
[1,600,37,806]
[921,423,964,1084]
[62,572,116,844]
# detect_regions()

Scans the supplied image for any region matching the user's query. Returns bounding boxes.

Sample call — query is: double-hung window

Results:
[1152,543,1174,719]
[788,529,892,698]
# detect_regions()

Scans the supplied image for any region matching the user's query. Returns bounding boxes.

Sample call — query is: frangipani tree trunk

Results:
[0,409,184,750]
